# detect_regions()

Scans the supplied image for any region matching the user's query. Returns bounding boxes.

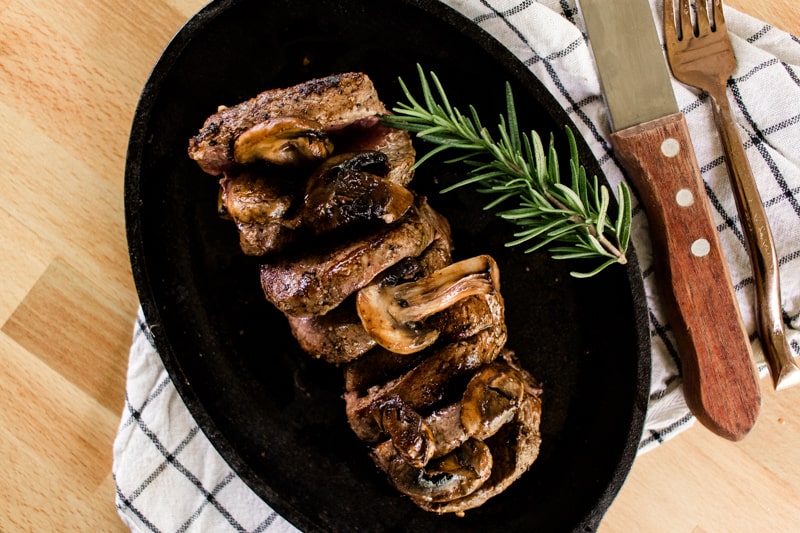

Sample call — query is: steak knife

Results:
[578,0,760,440]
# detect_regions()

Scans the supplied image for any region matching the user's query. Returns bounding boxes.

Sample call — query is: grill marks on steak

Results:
[188,72,542,516]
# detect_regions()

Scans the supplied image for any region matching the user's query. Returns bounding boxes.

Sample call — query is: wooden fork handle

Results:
[611,111,761,441]
[709,91,800,390]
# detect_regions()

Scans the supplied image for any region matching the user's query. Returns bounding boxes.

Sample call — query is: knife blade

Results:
[579,0,760,440]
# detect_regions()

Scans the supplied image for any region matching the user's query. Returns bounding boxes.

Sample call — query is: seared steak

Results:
[259,197,448,317]
[286,298,376,364]
[188,72,415,183]
[189,72,543,516]
[288,230,454,364]
[343,324,507,443]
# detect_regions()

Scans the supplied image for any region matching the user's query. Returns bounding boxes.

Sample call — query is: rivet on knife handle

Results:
[611,112,761,441]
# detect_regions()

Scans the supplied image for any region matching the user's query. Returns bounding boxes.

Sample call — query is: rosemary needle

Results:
[381,66,632,278]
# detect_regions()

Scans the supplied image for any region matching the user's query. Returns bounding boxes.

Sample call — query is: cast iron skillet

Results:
[125,0,651,531]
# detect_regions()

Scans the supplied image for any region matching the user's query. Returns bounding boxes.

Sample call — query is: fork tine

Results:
[712,0,727,32]
[663,0,679,43]
[678,0,694,40]
[696,0,711,35]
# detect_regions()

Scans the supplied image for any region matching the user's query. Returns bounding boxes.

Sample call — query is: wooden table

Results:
[1,1,797,531]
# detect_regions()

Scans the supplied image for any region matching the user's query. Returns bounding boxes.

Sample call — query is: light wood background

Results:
[1,0,798,531]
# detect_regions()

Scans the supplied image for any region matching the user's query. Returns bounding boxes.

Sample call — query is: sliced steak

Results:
[344,323,508,443]
[188,72,414,183]
[260,197,448,317]
[289,231,454,364]
[286,298,376,365]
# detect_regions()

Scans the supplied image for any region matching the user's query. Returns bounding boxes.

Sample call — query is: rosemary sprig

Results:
[381,66,632,278]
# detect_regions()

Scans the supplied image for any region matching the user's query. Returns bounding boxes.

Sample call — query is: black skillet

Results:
[125,0,651,531]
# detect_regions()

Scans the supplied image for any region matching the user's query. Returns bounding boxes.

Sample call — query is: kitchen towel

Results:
[113,0,800,531]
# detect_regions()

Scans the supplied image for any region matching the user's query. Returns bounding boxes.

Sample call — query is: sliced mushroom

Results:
[415,355,543,515]
[344,325,507,442]
[460,362,525,440]
[220,172,294,224]
[219,172,299,255]
[372,438,493,503]
[379,396,434,468]
[260,198,446,317]
[356,255,502,354]
[233,116,334,167]
[303,151,414,234]
[424,403,469,459]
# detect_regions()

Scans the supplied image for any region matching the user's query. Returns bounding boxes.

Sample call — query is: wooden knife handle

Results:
[611,112,760,441]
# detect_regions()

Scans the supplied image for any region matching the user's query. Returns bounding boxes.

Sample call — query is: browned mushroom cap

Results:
[372,438,493,503]
[220,172,294,224]
[219,172,299,255]
[233,116,334,167]
[356,255,502,354]
[379,396,434,469]
[460,362,525,440]
[303,151,414,234]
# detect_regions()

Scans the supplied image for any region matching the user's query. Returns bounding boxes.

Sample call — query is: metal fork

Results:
[663,0,800,390]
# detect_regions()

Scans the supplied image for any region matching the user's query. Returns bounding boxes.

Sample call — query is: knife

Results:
[578,0,760,440]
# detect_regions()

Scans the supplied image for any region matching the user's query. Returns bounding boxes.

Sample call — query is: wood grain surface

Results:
[0,0,798,531]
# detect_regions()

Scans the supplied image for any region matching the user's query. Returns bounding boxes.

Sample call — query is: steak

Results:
[259,197,448,317]
[188,72,543,516]
[286,299,377,365]
[343,324,508,443]
[288,230,454,364]
[188,72,415,183]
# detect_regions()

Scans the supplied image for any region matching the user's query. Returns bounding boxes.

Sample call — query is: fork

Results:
[663,0,800,390]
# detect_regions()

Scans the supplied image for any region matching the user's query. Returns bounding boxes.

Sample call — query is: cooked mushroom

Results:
[356,255,502,354]
[220,172,294,224]
[219,172,299,255]
[460,362,525,440]
[416,388,542,514]
[372,438,493,503]
[303,151,414,234]
[233,116,334,167]
[260,198,447,317]
[379,396,435,468]
[344,325,507,443]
